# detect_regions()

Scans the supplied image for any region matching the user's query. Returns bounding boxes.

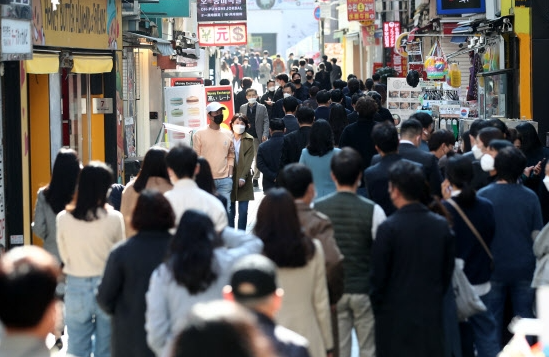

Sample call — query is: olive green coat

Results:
[231,133,255,202]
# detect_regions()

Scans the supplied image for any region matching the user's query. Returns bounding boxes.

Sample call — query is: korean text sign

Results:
[197,0,247,22]
[346,0,375,21]
[198,23,247,46]
[383,21,400,48]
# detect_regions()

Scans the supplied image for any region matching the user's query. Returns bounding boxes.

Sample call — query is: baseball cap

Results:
[230,254,278,301]
[205,102,225,113]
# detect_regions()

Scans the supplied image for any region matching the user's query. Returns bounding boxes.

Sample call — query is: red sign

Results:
[170,78,203,87]
[372,62,383,75]
[347,0,375,21]
[204,85,235,129]
[392,50,408,77]
[383,21,400,48]
[198,23,247,47]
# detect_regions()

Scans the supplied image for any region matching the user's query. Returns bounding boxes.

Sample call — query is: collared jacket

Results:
[231,132,255,202]
[257,132,285,192]
[239,102,269,139]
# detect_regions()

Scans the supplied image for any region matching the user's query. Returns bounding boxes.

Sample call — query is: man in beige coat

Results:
[279,163,344,357]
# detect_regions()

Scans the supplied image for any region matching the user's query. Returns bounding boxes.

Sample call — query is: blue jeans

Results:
[229,200,249,230]
[65,276,111,357]
[466,293,500,357]
[214,177,233,212]
[483,280,535,347]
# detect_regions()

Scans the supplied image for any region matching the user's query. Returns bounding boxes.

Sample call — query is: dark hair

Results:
[166,145,198,179]
[245,88,257,96]
[516,122,542,155]
[195,157,217,195]
[275,73,289,83]
[291,72,301,80]
[306,69,314,76]
[131,190,175,232]
[322,55,328,60]
[330,89,344,104]
[478,127,504,148]
[372,73,381,81]
[70,162,113,221]
[469,119,490,138]
[446,155,476,207]
[269,118,285,131]
[328,104,349,146]
[409,112,433,129]
[168,210,221,294]
[283,82,296,93]
[372,122,399,154]
[44,148,81,214]
[220,79,231,85]
[373,84,387,105]
[308,86,319,98]
[358,79,366,91]
[507,128,520,145]
[133,147,170,193]
[296,106,315,125]
[331,58,337,63]
[278,163,313,199]
[355,97,378,119]
[495,146,527,183]
[400,119,423,139]
[173,301,275,357]
[316,90,331,104]
[282,96,299,113]
[347,78,360,94]
[299,59,307,66]
[428,129,455,152]
[366,91,382,109]
[230,113,250,131]
[333,80,346,90]
[254,188,314,268]
[461,130,472,153]
[487,118,509,139]
[204,79,213,86]
[266,79,275,85]
[0,247,60,328]
[241,77,253,89]
[365,78,374,91]
[351,93,364,105]
[388,160,425,202]
[307,119,335,157]
[330,147,363,186]
[488,139,513,152]
[347,74,357,80]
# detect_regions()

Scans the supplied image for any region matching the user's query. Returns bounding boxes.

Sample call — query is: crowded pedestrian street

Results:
[2,0,549,357]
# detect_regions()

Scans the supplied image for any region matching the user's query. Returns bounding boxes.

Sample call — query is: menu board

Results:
[387,77,422,125]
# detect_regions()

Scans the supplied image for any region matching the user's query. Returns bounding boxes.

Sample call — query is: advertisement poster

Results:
[324,43,343,67]
[346,0,374,21]
[205,85,234,129]
[387,77,422,124]
[198,23,247,46]
[197,0,247,22]
[247,0,315,11]
[383,21,400,48]
[164,86,207,147]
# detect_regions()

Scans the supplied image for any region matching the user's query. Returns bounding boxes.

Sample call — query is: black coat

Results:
[282,114,300,134]
[372,143,442,197]
[364,154,421,216]
[279,126,312,169]
[257,132,285,192]
[273,98,302,119]
[96,231,172,357]
[370,203,454,357]
[339,119,377,171]
[234,89,249,110]
[255,312,311,357]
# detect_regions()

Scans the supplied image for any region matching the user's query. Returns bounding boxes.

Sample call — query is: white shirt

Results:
[233,137,241,165]
[399,139,416,146]
[371,204,387,240]
[164,178,228,232]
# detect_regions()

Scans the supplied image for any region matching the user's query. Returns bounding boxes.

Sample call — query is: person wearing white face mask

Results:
[228,114,255,230]
[468,127,505,190]
[239,88,269,188]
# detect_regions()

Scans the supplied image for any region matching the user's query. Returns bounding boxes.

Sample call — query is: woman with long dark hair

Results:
[97,190,175,357]
[56,162,125,357]
[299,119,340,199]
[328,103,349,146]
[33,148,81,261]
[254,188,333,357]
[441,155,498,357]
[120,146,172,237]
[145,210,262,357]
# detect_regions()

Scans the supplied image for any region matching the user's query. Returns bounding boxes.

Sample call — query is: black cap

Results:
[230,255,278,300]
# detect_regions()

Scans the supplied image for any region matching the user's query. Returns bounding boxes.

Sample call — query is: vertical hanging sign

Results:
[383,21,400,48]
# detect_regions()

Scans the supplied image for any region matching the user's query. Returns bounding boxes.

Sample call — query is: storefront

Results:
[4,0,123,248]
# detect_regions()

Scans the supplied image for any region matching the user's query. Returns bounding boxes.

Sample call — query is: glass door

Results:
[65,73,92,164]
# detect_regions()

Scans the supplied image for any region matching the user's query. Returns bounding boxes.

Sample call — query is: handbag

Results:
[447,198,493,321]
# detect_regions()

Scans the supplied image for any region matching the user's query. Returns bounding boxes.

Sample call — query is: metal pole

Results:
[320,18,325,57]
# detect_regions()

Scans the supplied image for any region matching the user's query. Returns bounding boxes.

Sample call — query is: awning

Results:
[24,53,59,74]
[72,55,113,74]
[124,32,174,56]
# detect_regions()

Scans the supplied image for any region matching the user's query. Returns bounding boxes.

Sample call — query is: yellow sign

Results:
[33,0,120,50]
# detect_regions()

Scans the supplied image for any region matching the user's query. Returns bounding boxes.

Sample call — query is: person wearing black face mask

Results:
[303,69,320,89]
[292,73,309,102]
[192,102,235,211]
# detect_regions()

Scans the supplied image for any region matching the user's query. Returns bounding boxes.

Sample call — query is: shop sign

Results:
[92,98,113,114]
[1,18,32,60]
[141,0,190,18]
[198,23,247,47]
[205,86,234,128]
[361,23,375,46]
[197,0,247,22]
[170,78,204,87]
[347,0,374,21]
[436,0,485,15]
[383,21,400,48]
[33,0,118,50]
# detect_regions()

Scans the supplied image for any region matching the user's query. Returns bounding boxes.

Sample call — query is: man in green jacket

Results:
[314,147,386,357]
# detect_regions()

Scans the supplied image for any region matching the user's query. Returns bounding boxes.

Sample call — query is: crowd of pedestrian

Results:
[2,55,549,357]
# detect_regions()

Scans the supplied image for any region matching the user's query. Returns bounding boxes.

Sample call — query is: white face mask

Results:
[233,124,246,134]
[268,86,275,92]
[480,154,495,172]
[471,145,483,160]
[248,97,257,104]
[283,93,291,98]
[544,176,549,192]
